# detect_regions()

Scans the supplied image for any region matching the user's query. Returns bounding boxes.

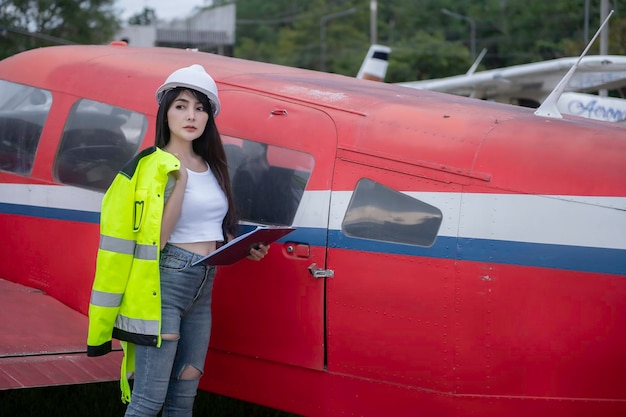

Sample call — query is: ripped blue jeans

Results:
[125,244,216,417]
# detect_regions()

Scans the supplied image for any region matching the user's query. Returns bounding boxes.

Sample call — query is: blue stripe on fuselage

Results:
[330,231,626,276]
[2,203,624,276]
[0,203,100,223]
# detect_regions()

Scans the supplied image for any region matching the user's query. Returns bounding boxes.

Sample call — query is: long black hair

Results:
[155,87,238,239]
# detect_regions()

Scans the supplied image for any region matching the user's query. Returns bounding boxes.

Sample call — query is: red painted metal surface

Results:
[0,214,99,316]
[198,90,337,370]
[201,346,626,417]
[0,279,121,389]
[0,45,624,417]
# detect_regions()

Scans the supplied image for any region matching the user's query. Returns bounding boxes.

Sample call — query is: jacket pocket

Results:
[134,189,147,231]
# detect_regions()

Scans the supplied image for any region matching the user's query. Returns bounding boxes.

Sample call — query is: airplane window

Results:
[224,138,313,226]
[0,80,52,174]
[342,178,442,247]
[54,99,147,191]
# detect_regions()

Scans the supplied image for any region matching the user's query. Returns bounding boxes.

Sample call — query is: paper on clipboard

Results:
[191,225,296,266]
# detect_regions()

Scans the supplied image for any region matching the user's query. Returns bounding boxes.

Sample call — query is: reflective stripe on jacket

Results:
[86,146,179,402]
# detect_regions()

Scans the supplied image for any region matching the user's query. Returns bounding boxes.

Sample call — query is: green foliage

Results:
[0,0,119,59]
[2,0,625,81]
[128,7,157,26]
[233,0,626,81]
[609,17,626,55]
[386,31,472,82]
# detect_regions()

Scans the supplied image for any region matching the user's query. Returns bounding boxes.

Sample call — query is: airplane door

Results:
[325,157,460,394]
[209,90,336,371]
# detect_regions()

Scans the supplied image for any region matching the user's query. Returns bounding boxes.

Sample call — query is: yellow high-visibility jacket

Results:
[87,146,180,403]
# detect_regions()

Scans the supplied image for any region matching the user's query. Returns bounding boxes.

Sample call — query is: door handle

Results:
[308,263,334,279]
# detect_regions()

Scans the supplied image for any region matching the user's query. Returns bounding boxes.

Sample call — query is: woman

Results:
[87,64,268,416]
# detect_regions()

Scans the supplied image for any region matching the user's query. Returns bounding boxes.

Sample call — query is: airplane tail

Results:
[356,44,391,82]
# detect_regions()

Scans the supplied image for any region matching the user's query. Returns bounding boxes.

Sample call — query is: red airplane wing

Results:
[0,279,122,390]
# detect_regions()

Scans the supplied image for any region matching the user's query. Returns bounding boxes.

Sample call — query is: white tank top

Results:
[165,165,228,243]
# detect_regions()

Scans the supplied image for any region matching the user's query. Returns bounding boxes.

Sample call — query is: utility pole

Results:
[600,0,609,55]
[441,8,476,61]
[370,0,377,45]
[600,0,610,96]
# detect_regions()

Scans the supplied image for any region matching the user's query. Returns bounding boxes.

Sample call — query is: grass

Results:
[0,381,301,416]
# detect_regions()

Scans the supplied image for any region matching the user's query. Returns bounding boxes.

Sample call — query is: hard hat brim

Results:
[155,82,221,117]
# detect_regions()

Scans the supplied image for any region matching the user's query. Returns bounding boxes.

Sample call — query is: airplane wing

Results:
[0,278,122,389]
[396,55,626,106]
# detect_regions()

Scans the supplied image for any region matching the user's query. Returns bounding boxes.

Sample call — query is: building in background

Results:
[116,4,235,56]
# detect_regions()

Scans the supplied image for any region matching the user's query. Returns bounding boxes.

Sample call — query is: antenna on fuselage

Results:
[466,48,487,76]
[534,10,614,118]
[467,48,488,99]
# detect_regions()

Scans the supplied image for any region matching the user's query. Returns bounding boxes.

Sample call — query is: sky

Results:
[116,0,212,22]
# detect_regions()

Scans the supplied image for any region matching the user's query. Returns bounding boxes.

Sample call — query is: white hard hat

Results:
[155,64,221,116]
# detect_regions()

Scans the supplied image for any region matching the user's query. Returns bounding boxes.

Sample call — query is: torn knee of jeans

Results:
[161,333,180,341]
[178,365,203,380]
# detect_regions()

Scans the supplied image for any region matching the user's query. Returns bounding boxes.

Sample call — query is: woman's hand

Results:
[170,153,188,182]
[247,244,269,261]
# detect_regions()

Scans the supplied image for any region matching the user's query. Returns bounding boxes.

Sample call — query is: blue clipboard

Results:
[191,226,296,266]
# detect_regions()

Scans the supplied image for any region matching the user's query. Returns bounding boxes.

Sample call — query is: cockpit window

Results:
[0,80,52,174]
[223,138,314,226]
[342,178,442,247]
[54,99,147,191]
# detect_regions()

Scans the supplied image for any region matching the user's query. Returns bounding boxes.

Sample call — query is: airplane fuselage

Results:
[0,45,624,416]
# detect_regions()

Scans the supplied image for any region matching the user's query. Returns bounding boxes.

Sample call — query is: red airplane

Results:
[0,43,624,417]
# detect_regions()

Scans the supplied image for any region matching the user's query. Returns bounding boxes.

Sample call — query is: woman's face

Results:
[166,89,209,144]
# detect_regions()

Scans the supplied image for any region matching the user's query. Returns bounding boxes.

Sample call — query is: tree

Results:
[235,0,368,74]
[0,0,120,59]
[2,0,622,85]
[232,0,625,83]
[128,7,157,26]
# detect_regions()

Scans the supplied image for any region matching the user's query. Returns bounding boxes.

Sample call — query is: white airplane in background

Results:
[556,91,626,122]
[361,46,626,123]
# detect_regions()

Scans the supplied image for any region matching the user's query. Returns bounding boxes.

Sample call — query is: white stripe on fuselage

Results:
[0,183,103,211]
[328,191,626,250]
[1,184,624,250]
